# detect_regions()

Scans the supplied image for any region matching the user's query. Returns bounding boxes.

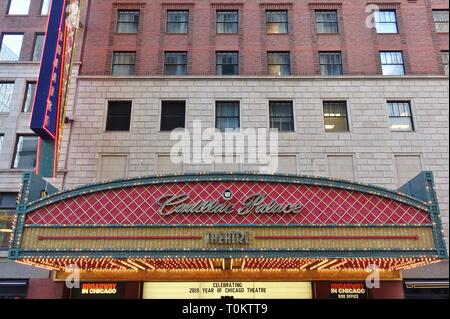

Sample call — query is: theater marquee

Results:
[8,172,448,281]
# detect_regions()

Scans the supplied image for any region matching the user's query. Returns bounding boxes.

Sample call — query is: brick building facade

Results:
[1,0,449,299]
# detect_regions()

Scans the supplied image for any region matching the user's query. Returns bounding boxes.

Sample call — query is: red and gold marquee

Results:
[9,172,447,280]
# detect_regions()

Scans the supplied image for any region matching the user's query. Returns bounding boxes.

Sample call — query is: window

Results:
[99,155,128,181]
[266,10,288,33]
[0,83,14,113]
[0,134,4,153]
[112,52,136,75]
[105,101,132,131]
[316,11,339,33]
[22,82,36,113]
[387,101,414,131]
[395,155,422,186]
[319,52,343,75]
[323,101,349,132]
[380,51,405,75]
[328,155,355,181]
[217,11,239,33]
[160,101,186,131]
[0,34,24,61]
[117,10,140,33]
[7,0,30,15]
[442,51,449,75]
[41,0,51,15]
[216,52,239,75]
[433,10,449,33]
[32,34,45,62]
[0,193,17,250]
[157,155,183,174]
[12,135,38,169]
[164,52,187,75]
[216,101,240,131]
[267,52,291,76]
[374,10,398,33]
[269,101,294,132]
[167,11,189,33]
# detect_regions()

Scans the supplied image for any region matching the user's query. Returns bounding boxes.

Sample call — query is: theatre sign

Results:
[8,171,448,284]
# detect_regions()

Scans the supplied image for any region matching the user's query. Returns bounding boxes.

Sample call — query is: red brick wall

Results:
[0,0,49,61]
[80,0,449,76]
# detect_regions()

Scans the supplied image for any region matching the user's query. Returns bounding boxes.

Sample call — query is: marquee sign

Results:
[8,172,448,272]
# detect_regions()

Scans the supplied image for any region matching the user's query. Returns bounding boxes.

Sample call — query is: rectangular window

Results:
[269,101,295,132]
[316,10,339,33]
[161,101,186,131]
[380,51,405,75]
[164,52,187,75]
[99,155,128,181]
[0,82,14,113]
[387,101,414,131]
[266,10,288,33]
[374,10,398,33]
[433,10,449,33]
[395,155,422,186]
[323,101,349,132]
[41,0,51,15]
[167,11,189,33]
[32,33,45,62]
[267,52,291,76]
[112,52,136,75]
[0,34,24,61]
[328,155,355,181]
[217,11,239,34]
[12,135,38,169]
[117,10,140,33]
[105,101,132,132]
[216,52,239,75]
[7,0,30,15]
[319,52,343,75]
[22,82,36,113]
[216,101,240,131]
[0,193,17,250]
[442,51,449,75]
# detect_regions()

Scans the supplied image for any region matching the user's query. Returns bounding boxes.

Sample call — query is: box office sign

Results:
[70,282,124,299]
[329,282,368,299]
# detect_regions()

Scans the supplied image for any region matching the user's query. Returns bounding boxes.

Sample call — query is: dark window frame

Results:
[215,101,240,132]
[116,10,140,34]
[112,51,136,76]
[216,10,239,34]
[0,81,14,113]
[6,0,31,15]
[374,9,399,33]
[387,101,415,132]
[11,134,38,169]
[441,51,449,75]
[433,10,449,33]
[323,101,350,132]
[166,10,190,33]
[319,51,343,75]
[0,32,24,61]
[269,101,295,132]
[164,51,188,75]
[40,0,51,15]
[216,51,239,76]
[266,10,289,34]
[267,52,291,76]
[315,10,339,33]
[160,100,186,131]
[32,33,45,62]
[22,81,36,113]
[380,51,405,75]
[105,101,133,132]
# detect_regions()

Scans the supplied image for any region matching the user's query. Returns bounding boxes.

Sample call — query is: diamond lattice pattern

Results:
[25,182,431,225]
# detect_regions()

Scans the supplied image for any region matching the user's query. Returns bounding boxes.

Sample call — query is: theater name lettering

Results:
[81,283,118,295]
[156,194,303,216]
